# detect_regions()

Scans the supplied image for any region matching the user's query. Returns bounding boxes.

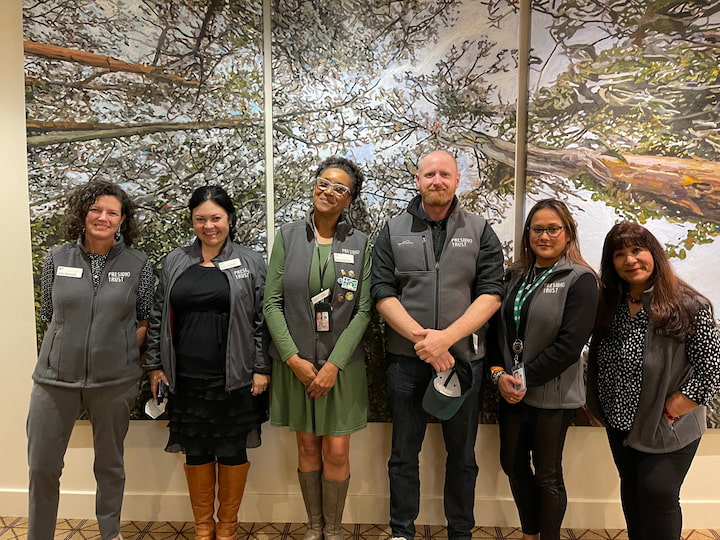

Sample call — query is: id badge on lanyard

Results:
[311,288,332,332]
[511,339,527,392]
[315,300,332,332]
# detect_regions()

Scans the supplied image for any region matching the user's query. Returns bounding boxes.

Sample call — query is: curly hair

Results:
[595,221,712,340]
[314,156,365,200]
[314,156,370,232]
[64,180,139,246]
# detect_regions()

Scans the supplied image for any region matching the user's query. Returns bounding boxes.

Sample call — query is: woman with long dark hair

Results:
[589,221,720,540]
[491,199,598,540]
[145,185,269,540]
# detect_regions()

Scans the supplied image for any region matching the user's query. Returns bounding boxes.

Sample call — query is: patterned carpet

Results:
[1,518,719,540]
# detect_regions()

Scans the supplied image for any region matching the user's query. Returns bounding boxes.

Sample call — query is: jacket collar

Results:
[187,236,234,262]
[304,209,354,242]
[77,234,125,259]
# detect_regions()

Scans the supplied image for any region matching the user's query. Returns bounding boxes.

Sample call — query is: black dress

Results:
[165,264,268,457]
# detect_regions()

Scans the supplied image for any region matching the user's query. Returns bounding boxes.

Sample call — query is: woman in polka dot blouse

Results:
[589,222,720,540]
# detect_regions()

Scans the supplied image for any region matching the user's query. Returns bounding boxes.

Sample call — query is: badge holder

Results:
[512,339,527,392]
[315,301,332,332]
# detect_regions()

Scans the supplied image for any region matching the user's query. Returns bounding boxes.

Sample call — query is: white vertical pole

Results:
[263,0,275,254]
[513,0,532,261]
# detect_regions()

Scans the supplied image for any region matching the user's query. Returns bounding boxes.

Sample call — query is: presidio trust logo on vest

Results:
[450,237,473,248]
[107,271,131,283]
[542,282,566,294]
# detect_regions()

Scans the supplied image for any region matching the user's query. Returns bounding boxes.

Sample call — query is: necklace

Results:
[626,292,642,304]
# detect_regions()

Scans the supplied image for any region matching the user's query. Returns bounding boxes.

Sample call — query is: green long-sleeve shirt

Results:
[263,232,372,369]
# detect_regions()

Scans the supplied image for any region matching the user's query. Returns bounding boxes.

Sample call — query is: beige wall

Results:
[2,0,720,528]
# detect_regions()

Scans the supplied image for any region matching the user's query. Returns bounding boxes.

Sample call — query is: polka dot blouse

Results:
[595,301,720,431]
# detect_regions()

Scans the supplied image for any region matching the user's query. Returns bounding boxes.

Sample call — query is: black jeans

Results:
[606,427,700,540]
[386,356,484,540]
[498,401,576,540]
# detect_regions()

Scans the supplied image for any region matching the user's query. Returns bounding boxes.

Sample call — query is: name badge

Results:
[311,288,331,305]
[57,266,83,278]
[340,276,358,291]
[334,253,354,264]
[218,258,241,270]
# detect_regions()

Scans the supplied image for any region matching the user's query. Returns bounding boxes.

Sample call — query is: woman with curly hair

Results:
[27,180,153,540]
[265,157,370,540]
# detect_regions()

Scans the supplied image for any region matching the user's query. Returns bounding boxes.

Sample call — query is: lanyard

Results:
[312,217,333,292]
[315,243,333,291]
[512,262,557,335]
[510,262,556,364]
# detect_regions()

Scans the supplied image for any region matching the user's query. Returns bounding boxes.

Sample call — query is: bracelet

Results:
[663,407,680,422]
[491,368,506,385]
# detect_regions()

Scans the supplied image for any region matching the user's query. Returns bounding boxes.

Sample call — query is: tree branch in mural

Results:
[26,118,259,146]
[443,131,720,224]
[24,41,200,87]
[524,1,720,220]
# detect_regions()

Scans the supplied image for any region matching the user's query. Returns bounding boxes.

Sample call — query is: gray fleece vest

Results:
[35,239,147,388]
[386,210,486,361]
[627,292,707,453]
[272,216,367,367]
[499,258,594,409]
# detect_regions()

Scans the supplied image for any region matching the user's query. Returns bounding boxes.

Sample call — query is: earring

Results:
[115,229,121,241]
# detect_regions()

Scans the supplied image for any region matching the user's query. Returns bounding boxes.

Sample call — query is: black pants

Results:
[498,401,576,540]
[606,427,700,540]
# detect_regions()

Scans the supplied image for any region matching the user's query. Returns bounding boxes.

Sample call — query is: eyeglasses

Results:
[315,177,351,197]
[528,226,564,238]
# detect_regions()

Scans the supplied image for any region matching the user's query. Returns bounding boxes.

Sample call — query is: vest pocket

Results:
[39,328,62,378]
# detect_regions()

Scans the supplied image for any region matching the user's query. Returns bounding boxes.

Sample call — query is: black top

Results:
[170,264,230,378]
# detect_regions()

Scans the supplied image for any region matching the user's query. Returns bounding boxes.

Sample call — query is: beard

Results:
[419,186,454,208]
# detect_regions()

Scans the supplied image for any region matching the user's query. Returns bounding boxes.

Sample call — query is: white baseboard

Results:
[4,488,719,529]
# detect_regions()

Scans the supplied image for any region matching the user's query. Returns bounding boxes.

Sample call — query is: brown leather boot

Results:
[216,462,250,540]
[322,476,349,540]
[184,462,217,540]
[298,470,323,540]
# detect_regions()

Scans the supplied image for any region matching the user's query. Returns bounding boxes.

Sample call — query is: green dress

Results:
[264,233,370,436]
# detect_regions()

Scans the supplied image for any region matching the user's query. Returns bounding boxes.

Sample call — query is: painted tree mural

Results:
[24,0,720,423]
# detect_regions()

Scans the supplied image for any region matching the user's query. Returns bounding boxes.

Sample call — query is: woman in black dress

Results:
[145,186,269,540]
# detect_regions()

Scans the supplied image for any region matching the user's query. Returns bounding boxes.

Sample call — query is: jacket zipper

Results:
[423,234,441,329]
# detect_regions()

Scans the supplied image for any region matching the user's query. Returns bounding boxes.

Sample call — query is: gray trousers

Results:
[27,380,138,540]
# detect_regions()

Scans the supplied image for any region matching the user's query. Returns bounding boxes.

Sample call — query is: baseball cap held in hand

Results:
[422,360,473,420]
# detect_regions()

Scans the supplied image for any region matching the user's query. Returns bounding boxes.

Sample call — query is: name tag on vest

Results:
[218,258,241,270]
[57,266,83,278]
[334,253,354,264]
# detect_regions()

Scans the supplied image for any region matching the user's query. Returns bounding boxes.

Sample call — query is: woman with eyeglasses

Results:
[264,157,370,540]
[490,199,598,540]
[588,222,720,540]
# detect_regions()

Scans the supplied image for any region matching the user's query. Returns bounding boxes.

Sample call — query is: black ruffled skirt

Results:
[164,375,269,458]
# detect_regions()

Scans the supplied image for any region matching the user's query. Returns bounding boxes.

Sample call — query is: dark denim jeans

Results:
[386,355,484,540]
